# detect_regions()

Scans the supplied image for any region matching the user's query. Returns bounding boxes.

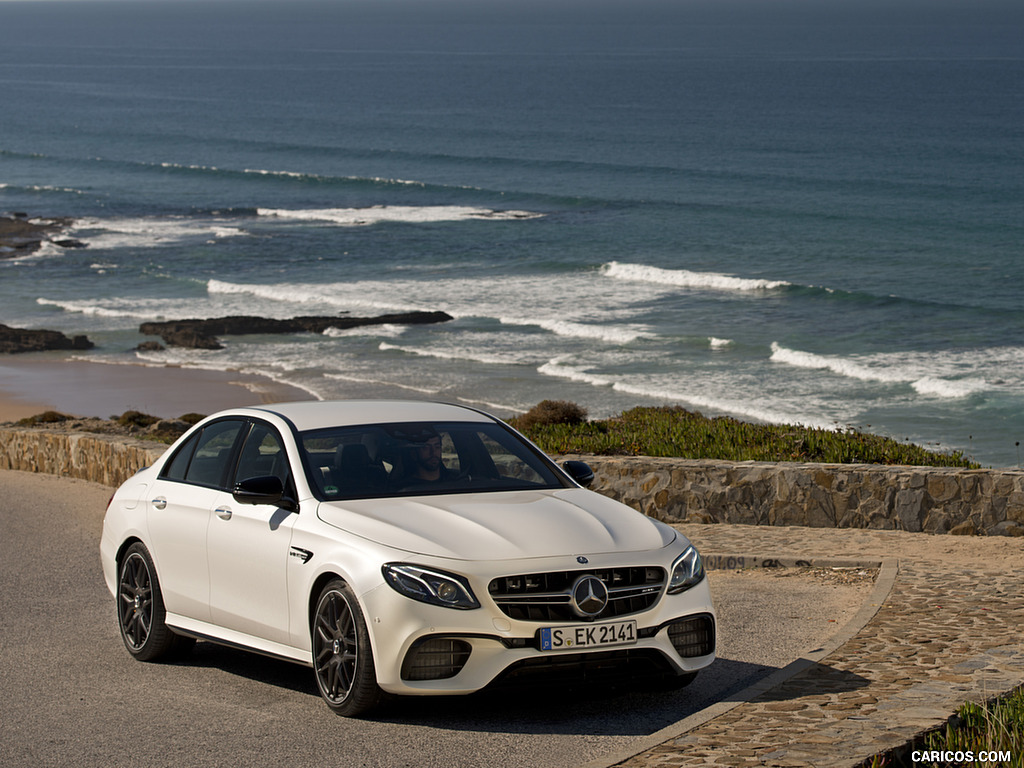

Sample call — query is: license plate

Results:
[539,620,638,651]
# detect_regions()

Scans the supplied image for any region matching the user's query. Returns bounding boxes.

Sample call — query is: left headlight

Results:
[667,546,705,594]
[382,563,480,610]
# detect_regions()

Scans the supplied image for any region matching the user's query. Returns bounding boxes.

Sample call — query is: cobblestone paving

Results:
[614,524,1024,768]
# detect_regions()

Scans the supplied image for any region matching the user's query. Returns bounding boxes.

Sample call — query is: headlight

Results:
[382,563,480,610]
[667,546,705,594]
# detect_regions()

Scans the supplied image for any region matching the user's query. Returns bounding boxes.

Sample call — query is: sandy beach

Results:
[0,357,314,423]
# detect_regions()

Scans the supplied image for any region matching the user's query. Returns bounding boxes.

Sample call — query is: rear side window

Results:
[163,432,199,481]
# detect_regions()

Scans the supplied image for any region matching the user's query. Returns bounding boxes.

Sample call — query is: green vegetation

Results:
[867,686,1024,767]
[509,401,977,468]
[16,410,71,426]
[116,410,160,429]
[14,409,198,445]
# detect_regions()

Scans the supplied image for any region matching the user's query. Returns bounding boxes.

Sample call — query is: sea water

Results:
[1,0,1022,466]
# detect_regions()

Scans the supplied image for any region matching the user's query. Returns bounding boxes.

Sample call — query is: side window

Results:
[479,432,543,483]
[182,419,246,489]
[162,432,200,481]
[439,431,461,475]
[234,423,288,485]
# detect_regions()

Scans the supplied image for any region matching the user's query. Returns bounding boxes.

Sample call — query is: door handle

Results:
[215,506,233,520]
[151,497,167,510]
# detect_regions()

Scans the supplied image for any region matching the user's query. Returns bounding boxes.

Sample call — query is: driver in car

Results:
[404,430,459,485]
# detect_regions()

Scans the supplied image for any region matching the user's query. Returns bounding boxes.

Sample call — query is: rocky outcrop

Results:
[139,311,454,349]
[0,214,83,257]
[0,323,94,354]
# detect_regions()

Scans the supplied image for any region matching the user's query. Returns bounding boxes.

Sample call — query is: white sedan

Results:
[100,400,716,716]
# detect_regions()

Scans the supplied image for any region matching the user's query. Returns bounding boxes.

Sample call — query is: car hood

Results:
[316,488,674,561]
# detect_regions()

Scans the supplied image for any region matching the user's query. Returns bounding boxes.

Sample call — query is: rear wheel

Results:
[117,542,193,661]
[312,579,385,716]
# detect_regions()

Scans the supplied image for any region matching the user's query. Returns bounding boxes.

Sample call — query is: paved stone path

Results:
[594,524,1024,768]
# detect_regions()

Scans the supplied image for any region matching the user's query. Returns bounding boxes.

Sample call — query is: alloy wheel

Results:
[314,587,359,704]
[118,551,153,651]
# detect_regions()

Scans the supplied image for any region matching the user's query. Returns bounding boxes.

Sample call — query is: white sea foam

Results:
[36,292,289,322]
[709,337,733,348]
[323,324,407,339]
[601,261,791,292]
[36,297,157,319]
[500,317,650,344]
[69,217,247,249]
[537,361,614,387]
[770,342,996,399]
[257,205,543,226]
[770,343,903,383]
[208,279,418,314]
[911,376,990,399]
[207,276,661,342]
[537,358,836,429]
[323,372,440,396]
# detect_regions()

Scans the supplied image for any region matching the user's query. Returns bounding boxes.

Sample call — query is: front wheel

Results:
[117,542,193,661]
[312,579,385,717]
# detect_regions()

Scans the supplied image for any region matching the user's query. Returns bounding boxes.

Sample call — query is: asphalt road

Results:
[0,470,869,768]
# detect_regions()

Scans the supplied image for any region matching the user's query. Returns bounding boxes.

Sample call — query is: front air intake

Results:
[666,614,715,658]
[401,638,472,681]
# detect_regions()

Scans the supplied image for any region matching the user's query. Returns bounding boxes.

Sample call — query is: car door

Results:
[206,420,297,645]
[147,418,248,622]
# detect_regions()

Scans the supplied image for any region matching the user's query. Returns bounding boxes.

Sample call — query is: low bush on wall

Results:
[509,403,977,468]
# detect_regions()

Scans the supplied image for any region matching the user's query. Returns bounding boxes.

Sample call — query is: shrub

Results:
[16,410,71,426]
[509,400,588,431]
[117,410,160,429]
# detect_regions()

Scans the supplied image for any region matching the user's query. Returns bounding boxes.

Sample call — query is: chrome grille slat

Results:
[489,567,666,622]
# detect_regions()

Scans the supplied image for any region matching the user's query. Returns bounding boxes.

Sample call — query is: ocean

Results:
[1,0,1022,466]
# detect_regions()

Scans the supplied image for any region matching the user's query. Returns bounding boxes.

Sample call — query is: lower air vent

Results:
[667,614,715,658]
[401,638,472,681]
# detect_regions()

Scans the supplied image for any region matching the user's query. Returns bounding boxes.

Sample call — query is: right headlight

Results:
[667,545,705,594]
[382,563,480,610]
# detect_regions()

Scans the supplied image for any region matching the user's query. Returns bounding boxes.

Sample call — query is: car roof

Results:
[242,400,497,432]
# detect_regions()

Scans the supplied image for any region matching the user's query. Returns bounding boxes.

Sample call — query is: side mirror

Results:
[233,476,298,512]
[562,460,595,488]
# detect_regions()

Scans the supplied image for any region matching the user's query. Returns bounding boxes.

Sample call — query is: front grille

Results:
[667,614,715,658]
[401,638,472,681]
[488,567,665,622]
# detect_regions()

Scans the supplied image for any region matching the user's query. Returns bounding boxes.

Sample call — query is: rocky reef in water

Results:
[0,324,95,354]
[0,213,85,257]
[139,311,454,349]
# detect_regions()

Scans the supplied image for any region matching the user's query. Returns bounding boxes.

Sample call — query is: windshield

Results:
[299,420,570,501]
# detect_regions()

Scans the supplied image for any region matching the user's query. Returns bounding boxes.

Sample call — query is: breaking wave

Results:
[601,261,791,292]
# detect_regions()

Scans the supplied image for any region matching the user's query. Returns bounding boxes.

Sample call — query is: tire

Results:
[117,542,193,661]
[312,579,385,717]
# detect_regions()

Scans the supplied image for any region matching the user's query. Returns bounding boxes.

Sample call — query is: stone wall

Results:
[573,456,1024,537]
[0,427,166,488]
[2,426,1022,536]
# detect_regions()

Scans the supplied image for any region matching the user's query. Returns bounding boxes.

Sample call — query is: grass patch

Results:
[866,686,1024,766]
[509,404,977,468]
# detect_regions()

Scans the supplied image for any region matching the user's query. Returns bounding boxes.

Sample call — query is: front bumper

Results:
[360,574,716,696]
